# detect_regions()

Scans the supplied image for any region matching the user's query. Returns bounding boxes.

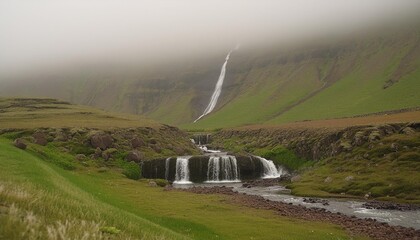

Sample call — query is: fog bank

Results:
[1,0,419,78]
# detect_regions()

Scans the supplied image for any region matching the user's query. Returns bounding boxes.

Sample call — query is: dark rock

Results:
[303,198,329,206]
[126,150,144,163]
[152,144,162,153]
[362,201,420,211]
[131,137,145,148]
[33,132,48,146]
[242,178,280,188]
[90,134,113,150]
[14,138,26,150]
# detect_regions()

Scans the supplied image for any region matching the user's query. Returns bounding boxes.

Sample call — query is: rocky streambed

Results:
[170,186,420,240]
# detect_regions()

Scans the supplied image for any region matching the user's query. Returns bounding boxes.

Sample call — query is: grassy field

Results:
[0,137,366,240]
[0,98,159,129]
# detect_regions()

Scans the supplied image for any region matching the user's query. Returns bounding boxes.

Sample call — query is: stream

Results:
[170,143,420,230]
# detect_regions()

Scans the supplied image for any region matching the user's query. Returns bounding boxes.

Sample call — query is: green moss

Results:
[254,146,312,171]
[121,161,141,180]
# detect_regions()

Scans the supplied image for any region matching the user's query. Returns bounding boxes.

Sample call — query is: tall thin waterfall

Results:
[194,51,232,123]
[165,157,171,180]
[256,156,283,178]
[174,157,191,184]
[206,156,239,182]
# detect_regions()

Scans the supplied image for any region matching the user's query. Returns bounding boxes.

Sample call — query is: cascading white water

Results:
[207,156,220,181]
[174,157,191,184]
[256,156,283,178]
[206,155,239,182]
[194,51,232,123]
[165,157,171,180]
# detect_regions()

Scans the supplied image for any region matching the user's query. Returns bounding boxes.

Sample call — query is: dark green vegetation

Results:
[209,135,310,171]
[2,26,419,130]
[289,132,420,203]
[210,122,420,202]
[0,137,363,240]
[253,147,312,171]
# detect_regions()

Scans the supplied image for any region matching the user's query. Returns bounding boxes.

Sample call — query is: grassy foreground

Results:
[0,137,366,240]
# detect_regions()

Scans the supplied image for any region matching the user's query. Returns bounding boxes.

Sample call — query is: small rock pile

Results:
[303,197,329,206]
[363,200,420,211]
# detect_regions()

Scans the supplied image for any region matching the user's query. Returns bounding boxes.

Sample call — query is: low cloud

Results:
[1,0,419,78]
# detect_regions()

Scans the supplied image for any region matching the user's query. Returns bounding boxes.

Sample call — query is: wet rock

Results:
[33,132,48,146]
[362,201,420,211]
[14,138,26,150]
[303,198,329,206]
[242,178,280,188]
[90,134,113,150]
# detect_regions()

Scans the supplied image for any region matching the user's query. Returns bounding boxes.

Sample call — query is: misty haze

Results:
[1,1,420,239]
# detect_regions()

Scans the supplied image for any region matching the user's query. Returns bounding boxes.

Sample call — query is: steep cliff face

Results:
[1,27,420,128]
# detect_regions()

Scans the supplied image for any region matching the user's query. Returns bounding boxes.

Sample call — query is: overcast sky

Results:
[1,0,419,77]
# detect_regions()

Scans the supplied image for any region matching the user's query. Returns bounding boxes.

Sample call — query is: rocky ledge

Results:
[173,186,420,240]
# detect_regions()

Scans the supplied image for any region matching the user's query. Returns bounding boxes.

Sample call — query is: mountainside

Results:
[1,26,420,130]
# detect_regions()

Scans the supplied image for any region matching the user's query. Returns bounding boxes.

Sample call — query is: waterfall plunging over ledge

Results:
[174,157,192,184]
[254,156,284,178]
[206,156,240,183]
[143,154,287,184]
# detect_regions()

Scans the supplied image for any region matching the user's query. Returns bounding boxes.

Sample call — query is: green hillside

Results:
[184,30,420,129]
[1,27,419,130]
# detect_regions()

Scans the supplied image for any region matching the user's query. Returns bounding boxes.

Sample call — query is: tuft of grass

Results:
[100,226,121,235]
